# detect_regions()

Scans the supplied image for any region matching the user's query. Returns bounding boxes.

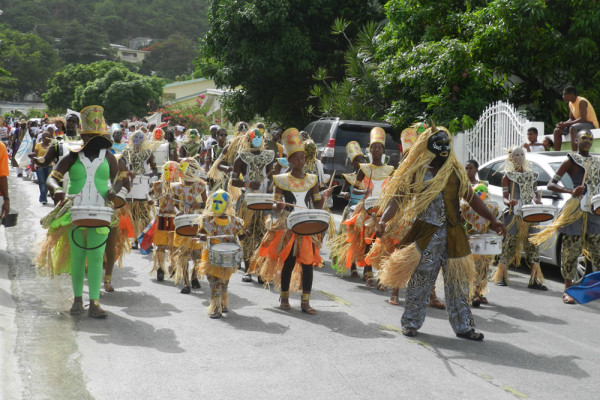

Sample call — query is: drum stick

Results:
[328,170,336,190]
[271,200,307,209]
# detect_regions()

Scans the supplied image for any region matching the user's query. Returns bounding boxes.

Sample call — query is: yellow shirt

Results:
[569,96,599,128]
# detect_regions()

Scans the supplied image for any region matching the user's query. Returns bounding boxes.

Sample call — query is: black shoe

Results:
[17,173,22,177]
[472,297,481,308]
[242,273,252,282]
[456,329,484,341]
[528,280,548,291]
[222,306,228,313]
[402,327,417,337]
[132,241,138,250]
[257,275,264,284]
[181,286,191,294]
[496,278,507,286]
[191,279,201,289]
[157,268,164,281]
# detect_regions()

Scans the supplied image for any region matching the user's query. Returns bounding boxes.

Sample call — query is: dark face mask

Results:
[427,130,451,160]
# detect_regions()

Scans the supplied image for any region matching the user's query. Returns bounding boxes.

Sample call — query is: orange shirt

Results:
[0,142,8,177]
[569,96,599,128]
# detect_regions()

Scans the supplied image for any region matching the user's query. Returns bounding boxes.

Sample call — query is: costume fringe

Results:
[35,225,72,277]
[171,237,203,285]
[529,262,545,284]
[491,263,509,284]
[472,254,492,296]
[376,242,422,289]
[208,296,223,316]
[509,217,532,267]
[129,201,154,238]
[530,198,582,248]
[152,249,166,274]
[445,256,476,300]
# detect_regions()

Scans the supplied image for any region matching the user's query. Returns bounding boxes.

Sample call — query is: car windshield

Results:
[549,162,574,189]
[336,126,397,150]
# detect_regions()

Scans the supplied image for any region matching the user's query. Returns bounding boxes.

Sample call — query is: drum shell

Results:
[520,204,556,223]
[364,196,379,215]
[174,214,200,237]
[245,193,274,211]
[129,175,150,200]
[592,195,600,215]
[286,210,330,236]
[112,196,126,209]
[469,234,502,255]
[71,206,113,228]
[208,242,243,267]
[157,215,175,231]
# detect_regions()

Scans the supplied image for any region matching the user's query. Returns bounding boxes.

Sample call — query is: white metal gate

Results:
[461,101,530,165]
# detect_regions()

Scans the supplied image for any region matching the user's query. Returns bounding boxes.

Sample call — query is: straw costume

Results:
[149,161,181,281]
[196,190,245,318]
[250,128,333,314]
[229,128,274,282]
[531,130,600,303]
[122,130,157,241]
[329,127,393,280]
[36,105,121,318]
[373,126,502,339]
[171,157,208,293]
[491,147,546,289]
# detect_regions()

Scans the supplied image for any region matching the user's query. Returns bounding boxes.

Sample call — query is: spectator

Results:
[0,140,11,219]
[29,132,53,205]
[553,86,599,151]
[542,137,554,151]
[523,127,545,152]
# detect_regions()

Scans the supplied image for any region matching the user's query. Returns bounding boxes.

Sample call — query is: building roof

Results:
[163,78,209,89]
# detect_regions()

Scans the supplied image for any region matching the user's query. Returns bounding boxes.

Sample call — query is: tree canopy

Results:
[195,0,386,127]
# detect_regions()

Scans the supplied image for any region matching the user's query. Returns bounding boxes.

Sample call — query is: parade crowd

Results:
[1,86,599,341]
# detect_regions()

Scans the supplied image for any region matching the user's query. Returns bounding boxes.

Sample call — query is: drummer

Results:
[196,189,246,319]
[331,141,365,277]
[460,160,500,306]
[228,128,274,283]
[531,130,600,304]
[122,130,157,248]
[251,128,334,314]
[39,105,122,318]
[171,157,208,294]
[491,146,547,290]
[149,161,181,282]
[329,127,393,287]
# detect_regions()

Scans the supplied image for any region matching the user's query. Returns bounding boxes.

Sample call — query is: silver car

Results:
[477,151,591,282]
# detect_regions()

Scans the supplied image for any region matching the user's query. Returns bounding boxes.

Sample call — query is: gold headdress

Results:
[282,128,304,158]
[346,141,364,162]
[370,126,386,147]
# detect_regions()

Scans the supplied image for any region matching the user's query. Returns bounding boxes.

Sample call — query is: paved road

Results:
[2,170,600,400]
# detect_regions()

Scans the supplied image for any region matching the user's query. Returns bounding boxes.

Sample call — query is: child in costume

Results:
[196,190,246,318]
[171,157,208,293]
[375,126,505,340]
[251,128,334,314]
[38,105,122,318]
[149,161,181,281]
[461,160,500,306]
[531,129,600,304]
[330,127,394,285]
[491,147,547,290]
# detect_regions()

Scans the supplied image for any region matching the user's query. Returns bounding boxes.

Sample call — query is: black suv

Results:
[303,118,401,188]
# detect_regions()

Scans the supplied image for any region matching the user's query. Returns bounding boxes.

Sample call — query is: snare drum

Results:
[286,209,330,235]
[208,241,243,268]
[364,196,379,215]
[129,175,151,200]
[245,193,274,210]
[469,234,502,255]
[71,205,113,228]
[174,214,200,236]
[592,195,600,215]
[520,204,556,222]
[112,187,129,209]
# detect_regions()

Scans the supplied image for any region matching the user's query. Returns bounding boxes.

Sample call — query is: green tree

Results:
[72,67,164,122]
[55,20,114,65]
[196,0,385,127]
[139,34,197,80]
[376,0,600,132]
[0,68,18,100]
[0,27,62,98]
[43,61,124,111]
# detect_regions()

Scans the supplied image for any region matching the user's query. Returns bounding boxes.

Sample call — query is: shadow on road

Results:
[100,289,181,318]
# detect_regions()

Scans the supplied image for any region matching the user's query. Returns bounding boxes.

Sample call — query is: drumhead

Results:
[212,243,240,251]
[290,220,329,236]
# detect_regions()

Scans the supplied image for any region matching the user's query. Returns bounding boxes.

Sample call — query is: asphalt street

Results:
[1,170,600,400]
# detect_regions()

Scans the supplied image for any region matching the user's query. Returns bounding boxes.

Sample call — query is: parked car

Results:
[303,118,401,190]
[478,151,591,282]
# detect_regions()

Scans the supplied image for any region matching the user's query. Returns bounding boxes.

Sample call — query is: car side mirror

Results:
[541,188,562,199]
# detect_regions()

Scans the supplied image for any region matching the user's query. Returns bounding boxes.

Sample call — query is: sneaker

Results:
[528,280,548,291]
[242,273,252,282]
[191,279,201,289]
[42,201,47,205]
[157,268,164,281]
[181,286,191,294]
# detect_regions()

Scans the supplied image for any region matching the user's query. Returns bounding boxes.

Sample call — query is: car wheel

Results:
[573,255,591,285]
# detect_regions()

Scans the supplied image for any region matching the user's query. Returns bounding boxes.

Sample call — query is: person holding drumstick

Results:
[375,125,505,340]
[196,189,246,319]
[39,105,122,318]
[251,128,334,314]
[531,129,600,304]
[461,160,500,306]
[491,146,547,290]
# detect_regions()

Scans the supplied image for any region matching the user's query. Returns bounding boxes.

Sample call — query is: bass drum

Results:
[286,209,330,235]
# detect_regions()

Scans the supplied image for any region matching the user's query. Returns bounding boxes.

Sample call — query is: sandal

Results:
[480,296,488,304]
[279,295,291,311]
[428,297,446,310]
[301,302,317,315]
[388,295,399,306]
[350,270,360,279]
[209,311,222,319]
[104,281,114,293]
[562,293,576,304]
[402,327,417,337]
[456,329,484,341]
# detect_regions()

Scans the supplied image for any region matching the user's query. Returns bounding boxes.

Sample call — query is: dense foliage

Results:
[196,0,386,127]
